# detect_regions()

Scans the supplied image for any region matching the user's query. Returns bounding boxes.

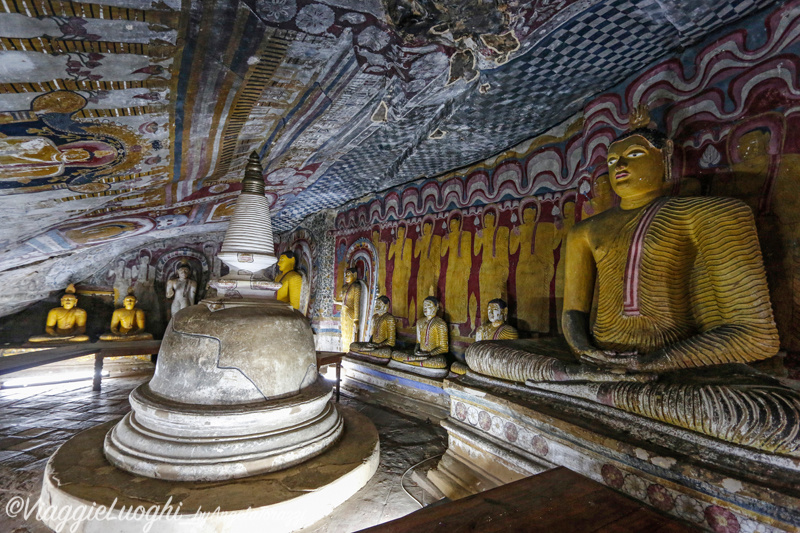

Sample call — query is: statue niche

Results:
[348,295,397,363]
[464,105,800,457]
[389,296,450,378]
[29,284,89,343]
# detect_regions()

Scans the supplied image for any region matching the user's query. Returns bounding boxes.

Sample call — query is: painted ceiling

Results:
[0,0,777,316]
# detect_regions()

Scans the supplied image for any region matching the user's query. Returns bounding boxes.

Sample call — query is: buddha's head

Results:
[397,225,406,239]
[483,209,496,229]
[277,251,296,273]
[522,204,537,225]
[61,294,78,310]
[372,228,380,241]
[375,295,390,315]
[448,214,461,233]
[123,295,137,310]
[177,265,190,280]
[422,220,433,235]
[607,128,672,202]
[738,130,769,161]
[345,267,358,284]
[422,296,439,318]
[487,298,508,325]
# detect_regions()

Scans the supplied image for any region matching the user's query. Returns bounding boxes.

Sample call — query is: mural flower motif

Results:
[646,484,675,512]
[600,464,624,489]
[296,4,334,35]
[257,0,297,23]
[674,494,705,523]
[504,421,518,442]
[705,506,740,533]
[357,26,391,52]
[529,435,549,456]
[478,410,491,431]
[454,401,466,420]
[621,473,647,500]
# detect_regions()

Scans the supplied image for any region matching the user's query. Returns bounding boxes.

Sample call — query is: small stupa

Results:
[39,153,379,533]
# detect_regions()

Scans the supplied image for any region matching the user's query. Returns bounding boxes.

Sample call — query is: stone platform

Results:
[341,356,450,422]
[39,406,379,533]
[433,375,800,532]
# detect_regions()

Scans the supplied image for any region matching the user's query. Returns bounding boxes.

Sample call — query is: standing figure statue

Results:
[464,106,800,457]
[29,284,89,343]
[389,296,450,378]
[336,268,362,353]
[349,295,397,362]
[166,265,197,319]
[100,292,153,341]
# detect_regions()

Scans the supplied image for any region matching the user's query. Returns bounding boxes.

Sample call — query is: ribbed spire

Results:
[217,152,277,273]
[241,152,265,195]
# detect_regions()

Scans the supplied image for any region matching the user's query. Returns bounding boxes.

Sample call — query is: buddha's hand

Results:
[577,350,641,371]
[412,349,431,358]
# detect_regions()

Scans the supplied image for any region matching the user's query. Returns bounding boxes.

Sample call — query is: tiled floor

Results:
[0,374,447,533]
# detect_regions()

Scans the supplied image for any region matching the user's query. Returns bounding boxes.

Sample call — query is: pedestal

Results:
[433,375,800,532]
[341,357,450,422]
[39,407,379,533]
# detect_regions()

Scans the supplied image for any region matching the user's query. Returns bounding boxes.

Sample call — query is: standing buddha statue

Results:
[336,268,362,353]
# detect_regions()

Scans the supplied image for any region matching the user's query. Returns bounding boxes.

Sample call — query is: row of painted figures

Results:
[27,265,198,343]
[348,106,800,459]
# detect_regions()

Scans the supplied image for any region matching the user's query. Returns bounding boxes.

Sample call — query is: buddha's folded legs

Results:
[388,350,450,378]
[348,343,393,363]
[532,376,800,457]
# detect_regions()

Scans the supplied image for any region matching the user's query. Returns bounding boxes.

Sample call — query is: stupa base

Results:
[38,407,379,533]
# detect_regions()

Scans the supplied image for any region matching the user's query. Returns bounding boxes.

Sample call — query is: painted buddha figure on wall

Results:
[389,296,450,378]
[29,284,89,343]
[99,292,153,342]
[465,106,800,457]
[349,295,396,362]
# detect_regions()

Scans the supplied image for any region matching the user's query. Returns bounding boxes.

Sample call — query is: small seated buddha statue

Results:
[465,106,800,457]
[99,292,153,341]
[452,299,518,375]
[275,251,304,311]
[389,296,450,378]
[349,295,397,362]
[336,268,362,353]
[29,284,89,343]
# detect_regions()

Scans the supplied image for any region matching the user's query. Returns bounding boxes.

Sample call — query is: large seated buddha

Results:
[465,107,800,457]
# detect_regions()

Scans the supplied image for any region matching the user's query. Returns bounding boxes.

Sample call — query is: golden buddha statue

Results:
[336,268,362,353]
[349,296,397,362]
[29,285,89,343]
[389,296,450,378]
[465,106,800,457]
[275,251,303,311]
[453,299,518,375]
[99,292,153,342]
[475,299,519,341]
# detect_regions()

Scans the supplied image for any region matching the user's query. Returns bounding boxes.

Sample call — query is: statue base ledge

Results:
[39,407,379,533]
[341,357,450,422]
[435,374,800,532]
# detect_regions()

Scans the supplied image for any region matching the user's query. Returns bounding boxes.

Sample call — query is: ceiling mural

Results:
[0,0,778,316]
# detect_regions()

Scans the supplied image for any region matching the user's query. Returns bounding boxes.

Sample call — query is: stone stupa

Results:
[39,153,380,533]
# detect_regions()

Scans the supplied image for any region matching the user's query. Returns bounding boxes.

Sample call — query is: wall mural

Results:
[323,0,800,375]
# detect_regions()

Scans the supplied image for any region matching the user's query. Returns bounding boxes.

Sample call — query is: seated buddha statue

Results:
[99,292,153,341]
[465,106,800,457]
[349,295,397,362]
[389,296,450,378]
[275,251,304,311]
[29,284,89,343]
[452,298,519,375]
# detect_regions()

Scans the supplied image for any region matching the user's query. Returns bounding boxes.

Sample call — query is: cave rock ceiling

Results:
[0,0,775,315]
